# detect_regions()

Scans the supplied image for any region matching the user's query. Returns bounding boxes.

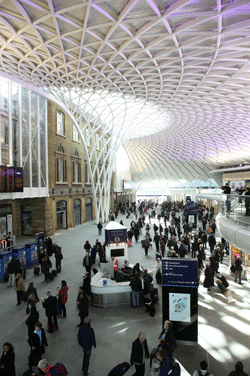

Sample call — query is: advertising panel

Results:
[105,228,127,245]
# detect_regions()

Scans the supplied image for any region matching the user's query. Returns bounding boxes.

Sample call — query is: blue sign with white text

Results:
[162,258,198,288]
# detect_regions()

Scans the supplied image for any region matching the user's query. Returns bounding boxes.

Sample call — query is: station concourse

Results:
[1,210,250,376]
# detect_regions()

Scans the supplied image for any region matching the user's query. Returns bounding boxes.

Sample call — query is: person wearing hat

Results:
[78,317,96,376]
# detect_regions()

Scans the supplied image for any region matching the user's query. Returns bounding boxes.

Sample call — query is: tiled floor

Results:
[1,212,250,376]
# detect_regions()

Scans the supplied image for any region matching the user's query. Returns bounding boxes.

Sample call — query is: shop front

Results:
[85,197,93,222]
[231,245,250,281]
[56,200,67,230]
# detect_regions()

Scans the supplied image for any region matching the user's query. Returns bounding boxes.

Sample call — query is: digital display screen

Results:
[162,258,198,288]
[0,166,23,192]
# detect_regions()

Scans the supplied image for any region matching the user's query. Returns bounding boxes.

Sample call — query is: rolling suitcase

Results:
[56,304,62,315]
[52,269,57,276]
[108,362,130,376]
[48,272,54,281]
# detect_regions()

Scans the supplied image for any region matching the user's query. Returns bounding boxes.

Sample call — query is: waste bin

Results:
[25,242,38,267]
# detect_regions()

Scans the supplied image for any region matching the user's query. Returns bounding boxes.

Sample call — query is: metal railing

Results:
[221,193,250,230]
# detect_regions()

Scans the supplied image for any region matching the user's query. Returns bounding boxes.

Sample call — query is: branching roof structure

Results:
[1,0,250,186]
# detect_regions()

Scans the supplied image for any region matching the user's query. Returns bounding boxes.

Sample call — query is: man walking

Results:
[78,317,96,376]
[42,291,58,333]
[153,232,161,254]
[130,332,149,376]
[83,252,92,274]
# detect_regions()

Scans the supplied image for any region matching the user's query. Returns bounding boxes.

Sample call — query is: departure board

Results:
[0,166,6,192]
[6,167,15,192]
[0,166,23,192]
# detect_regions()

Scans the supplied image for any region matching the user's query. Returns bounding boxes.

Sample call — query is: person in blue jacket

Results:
[78,317,96,376]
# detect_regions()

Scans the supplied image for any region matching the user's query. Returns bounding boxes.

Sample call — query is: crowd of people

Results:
[0,198,247,376]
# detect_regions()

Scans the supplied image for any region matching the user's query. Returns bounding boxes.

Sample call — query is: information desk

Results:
[91,271,131,308]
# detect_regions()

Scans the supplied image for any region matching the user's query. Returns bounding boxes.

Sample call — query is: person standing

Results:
[26,281,39,309]
[97,222,103,235]
[42,291,58,333]
[130,332,149,376]
[192,360,213,376]
[28,322,48,372]
[78,317,96,376]
[129,272,142,308]
[111,256,118,279]
[0,342,15,376]
[15,273,25,306]
[6,258,18,287]
[234,257,242,284]
[83,272,91,296]
[26,306,40,339]
[57,280,69,318]
[154,232,160,254]
[55,247,63,274]
[83,252,92,275]
[203,264,214,293]
[228,361,248,376]
[77,290,89,327]
[158,321,176,358]
[156,258,162,284]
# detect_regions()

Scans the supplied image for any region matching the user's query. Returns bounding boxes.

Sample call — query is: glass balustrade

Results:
[221,194,250,231]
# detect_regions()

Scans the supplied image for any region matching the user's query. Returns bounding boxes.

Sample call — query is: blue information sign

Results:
[162,258,198,288]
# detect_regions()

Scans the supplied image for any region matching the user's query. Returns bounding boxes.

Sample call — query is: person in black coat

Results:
[41,291,58,332]
[158,320,176,358]
[83,252,92,274]
[130,332,149,376]
[26,306,40,339]
[28,322,48,371]
[77,290,89,327]
[83,272,91,296]
[0,342,15,376]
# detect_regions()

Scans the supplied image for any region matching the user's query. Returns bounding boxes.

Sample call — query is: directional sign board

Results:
[162,258,198,288]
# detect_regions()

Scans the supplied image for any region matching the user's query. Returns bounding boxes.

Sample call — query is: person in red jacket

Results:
[57,280,69,318]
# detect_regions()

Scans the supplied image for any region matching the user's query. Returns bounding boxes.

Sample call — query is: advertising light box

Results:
[162,258,198,288]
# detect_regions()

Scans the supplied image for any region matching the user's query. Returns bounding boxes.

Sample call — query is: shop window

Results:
[56,147,67,183]
[73,125,80,142]
[73,161,81,183]
[57,110,65,135]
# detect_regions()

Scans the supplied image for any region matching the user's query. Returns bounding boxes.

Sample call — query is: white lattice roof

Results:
[1,0,250,184]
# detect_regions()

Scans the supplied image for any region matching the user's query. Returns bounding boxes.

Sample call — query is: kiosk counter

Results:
[91,271,131,308]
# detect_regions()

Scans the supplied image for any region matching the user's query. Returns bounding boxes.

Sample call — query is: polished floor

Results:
[1,212,250,376]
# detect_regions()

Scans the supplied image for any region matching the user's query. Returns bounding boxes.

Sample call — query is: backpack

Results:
[52,362,68,376]
[169,360,181,376]
[198,371,210,376]
[161,358,180,376]
[28,292,36,302]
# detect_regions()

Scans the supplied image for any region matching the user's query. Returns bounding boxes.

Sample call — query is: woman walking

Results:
[57,280,69,318]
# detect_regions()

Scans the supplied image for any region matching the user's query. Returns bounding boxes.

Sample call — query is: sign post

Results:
[162,258,198,345]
